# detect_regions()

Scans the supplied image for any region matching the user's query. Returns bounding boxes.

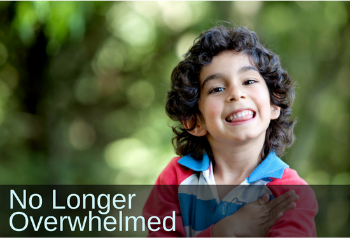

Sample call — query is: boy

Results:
[143,26,317,237]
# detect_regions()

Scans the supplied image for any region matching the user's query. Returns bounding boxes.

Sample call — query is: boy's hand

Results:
[212,190,299,237]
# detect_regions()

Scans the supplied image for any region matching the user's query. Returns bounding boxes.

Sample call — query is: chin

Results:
[231,133,258,142]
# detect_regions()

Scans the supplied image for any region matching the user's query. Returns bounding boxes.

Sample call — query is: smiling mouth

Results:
[225,110,256,123]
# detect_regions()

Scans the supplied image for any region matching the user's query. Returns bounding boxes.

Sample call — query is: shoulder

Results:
[267,168,317,207]
[267,168,318,212]
[155,157,195,185]
[267,168,318,237]
[268,167,308,185]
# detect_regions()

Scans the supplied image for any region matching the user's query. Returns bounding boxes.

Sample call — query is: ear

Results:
[270,104,281,120]
[183,116,207,137]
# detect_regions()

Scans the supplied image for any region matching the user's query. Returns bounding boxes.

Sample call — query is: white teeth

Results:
[226,110,254,122]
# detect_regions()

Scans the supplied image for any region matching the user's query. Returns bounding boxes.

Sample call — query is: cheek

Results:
[252,88,271,113]
[199,100,222,121]
[207,101,222,119]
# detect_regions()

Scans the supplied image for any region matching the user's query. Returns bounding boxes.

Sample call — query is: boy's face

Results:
[194,51,280,146]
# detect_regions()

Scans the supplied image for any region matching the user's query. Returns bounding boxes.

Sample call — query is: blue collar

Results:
[178,151,289,183]
[178,153,210,172]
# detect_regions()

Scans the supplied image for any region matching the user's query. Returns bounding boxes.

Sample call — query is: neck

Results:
[208,135,265,185]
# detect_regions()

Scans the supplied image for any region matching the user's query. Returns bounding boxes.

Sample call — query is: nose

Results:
[227,86,246,102]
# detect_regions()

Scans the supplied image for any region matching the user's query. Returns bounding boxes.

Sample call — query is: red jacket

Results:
[143,152,318,237]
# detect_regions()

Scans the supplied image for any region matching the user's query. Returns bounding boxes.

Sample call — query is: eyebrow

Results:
[238,65,259,74]
[201,73,223,89]
[201,66,259,88]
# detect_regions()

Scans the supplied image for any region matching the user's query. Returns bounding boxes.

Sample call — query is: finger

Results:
[262,196,298,235]
[261,193,299,235]
[264,202,296,232]
[273,193,299,215]
[263,211,283,235]
[266,190,296,210]
[256,193,270,205]
[260,207,288,237]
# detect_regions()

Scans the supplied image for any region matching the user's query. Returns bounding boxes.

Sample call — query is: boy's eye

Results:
[243,79,257,85]
[208,87,225,94]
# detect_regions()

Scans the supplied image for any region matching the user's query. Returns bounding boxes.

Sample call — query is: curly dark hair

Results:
[166,26,296,160]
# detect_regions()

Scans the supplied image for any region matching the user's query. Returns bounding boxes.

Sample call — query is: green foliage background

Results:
[0,2,349,235]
